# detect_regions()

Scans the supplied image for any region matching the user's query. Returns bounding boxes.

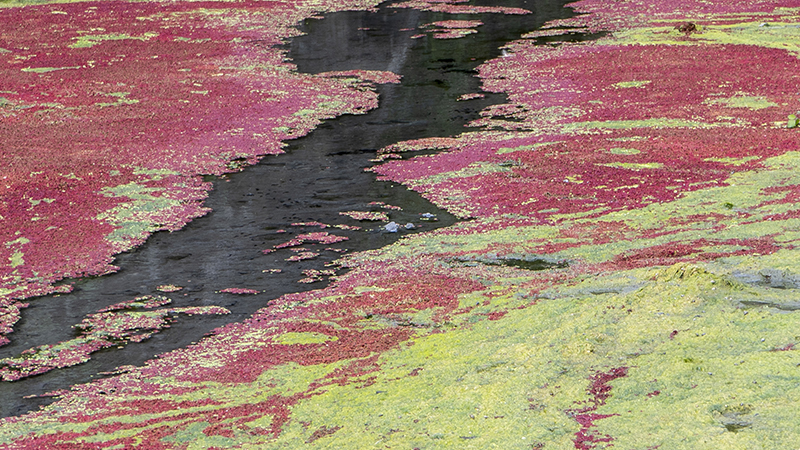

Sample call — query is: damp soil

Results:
[0,0,586,417]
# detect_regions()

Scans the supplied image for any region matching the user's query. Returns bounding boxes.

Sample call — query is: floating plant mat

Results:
[5,0,800,447]
[0,0,581,417]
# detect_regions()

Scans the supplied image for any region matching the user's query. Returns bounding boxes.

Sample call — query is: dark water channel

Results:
[0,0,581,417]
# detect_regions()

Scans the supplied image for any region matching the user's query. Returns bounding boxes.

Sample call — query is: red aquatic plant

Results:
[318,69,402,85]
[274,232,349,249]
[427,20,483,28]
[5,0,800,447]
[567,367,628,449]
[306,425,343,443]
[339,210,390,221]
[368,201,403,210]
[420,19,484,39]
[291,221,330,228]
[373,41,800,221]
[392,0,529,15]
[286,251,320,261]
[563,0,800,31]
[0,0,387,344]
[218,288,260,294]
[0,296,229,381]
[457,92,485,101]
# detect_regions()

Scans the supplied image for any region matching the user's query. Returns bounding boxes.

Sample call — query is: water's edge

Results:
[0,0,581,417]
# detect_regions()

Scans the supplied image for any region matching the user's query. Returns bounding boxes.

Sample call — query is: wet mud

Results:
[0,0,580,417]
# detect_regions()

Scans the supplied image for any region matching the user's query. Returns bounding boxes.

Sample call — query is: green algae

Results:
[704,95,778,110]
[720,247,800,274]
[613,80,651,88]
[160,421,217,445]
[27,198,55,207]
[609,147,641,155]
[704,156,760,166]
[96,92,139,108]
[70,32,159,49]
[97,174,202,248]
[20,66,81,73]
[585,266,800,448]
[600,161,664,170]
[612,20,800,56]
[293,108,319,117]
[274,331,337,345]
[562,118,715,133]
[412,161,512,187]
[8,252,24,268]
[317,100,347,111]
[240,260,800,449]
[131,167,181,178]
[173,37,212,44]
[4,237,29,270]
[352,286,393,294]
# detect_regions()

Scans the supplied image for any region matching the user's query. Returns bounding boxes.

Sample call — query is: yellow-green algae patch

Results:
[244,261,800,448]
[412,161,513,186]
[611,19,800,55]
[96,171,209,250]
[704,155,761,166]
[588,265,800,449]
[4,236,29,270]
[160,421,235,447]
[608,147,641,155]
[95,92,139,108]
[613,80,652,88]
[704,94,778,110]
[70,32,159,49]
[599,161,664,170]
[8,252,24,268]
[562,118,716,133]
[20,66,81,73]
[273,332,338,345]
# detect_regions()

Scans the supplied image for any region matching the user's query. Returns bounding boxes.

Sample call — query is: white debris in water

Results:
[385,221,400,233]
[405,223,415,229]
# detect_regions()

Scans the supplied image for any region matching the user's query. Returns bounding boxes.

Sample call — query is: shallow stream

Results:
[0,0,582,417]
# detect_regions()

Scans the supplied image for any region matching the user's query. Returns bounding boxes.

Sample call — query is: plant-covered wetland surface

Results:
[3,0,800,448]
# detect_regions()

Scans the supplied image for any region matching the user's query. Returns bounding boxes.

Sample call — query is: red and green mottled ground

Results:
[0,0,388,345]
[3,0,800,448]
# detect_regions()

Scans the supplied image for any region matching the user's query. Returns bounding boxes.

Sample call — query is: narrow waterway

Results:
[0,0,584,417]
